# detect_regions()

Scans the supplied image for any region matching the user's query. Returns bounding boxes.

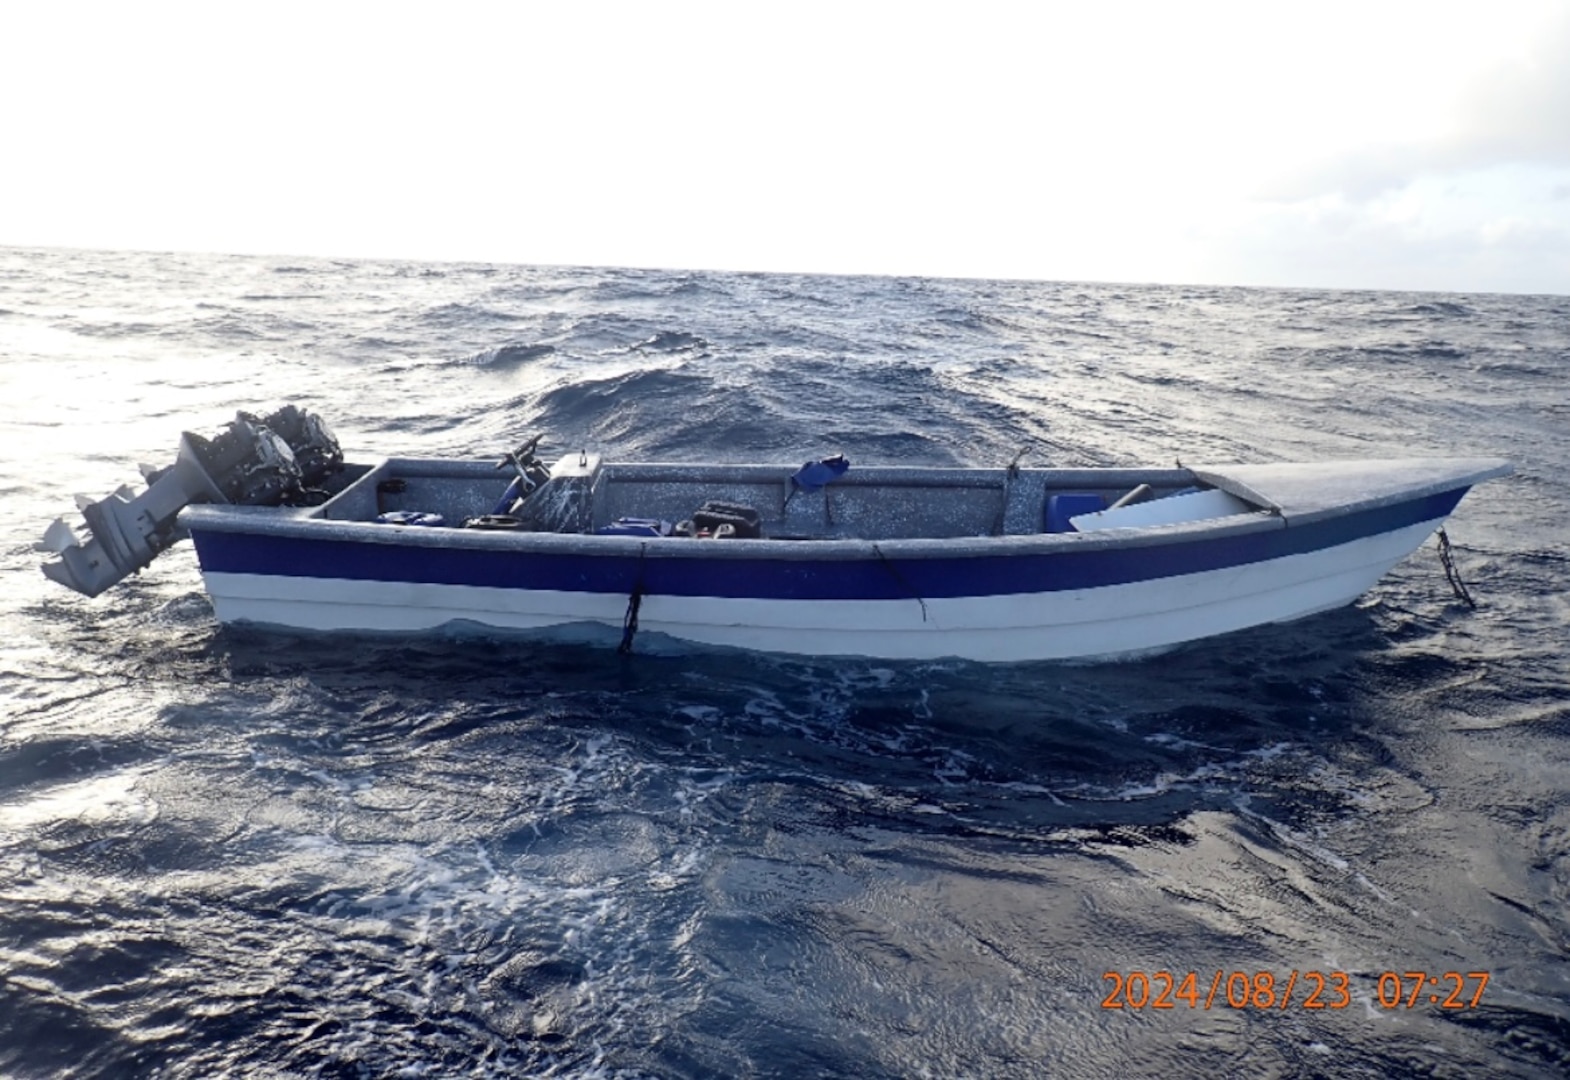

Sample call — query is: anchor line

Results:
[873,542,929,622]
[992,446,1030,536]
[1436,527,1477,608]
[619,543,648,654]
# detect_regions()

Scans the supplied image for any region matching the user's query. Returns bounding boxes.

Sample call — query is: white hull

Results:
[201,517,1443,662]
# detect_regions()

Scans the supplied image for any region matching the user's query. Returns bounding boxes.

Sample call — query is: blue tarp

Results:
[790,455,850,495]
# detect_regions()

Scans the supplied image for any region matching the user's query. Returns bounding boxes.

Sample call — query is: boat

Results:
[39,404,1511,663]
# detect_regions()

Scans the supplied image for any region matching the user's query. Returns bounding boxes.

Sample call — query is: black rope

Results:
[1436,527,1477,608]
[873,542,928,622]
[1007,445,1030,477]
[993,446,1031,536]
[618,543,648,654]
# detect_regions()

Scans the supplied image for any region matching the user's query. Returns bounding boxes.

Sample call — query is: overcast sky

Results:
[3,1,1567,294]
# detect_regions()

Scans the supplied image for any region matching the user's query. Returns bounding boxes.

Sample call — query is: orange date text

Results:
[1100,970,1491,1011]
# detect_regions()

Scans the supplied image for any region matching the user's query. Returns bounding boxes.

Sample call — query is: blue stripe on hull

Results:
[189,488,1467,602]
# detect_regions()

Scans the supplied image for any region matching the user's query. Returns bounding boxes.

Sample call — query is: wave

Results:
[630,330,708,353]
[462,342,557,368]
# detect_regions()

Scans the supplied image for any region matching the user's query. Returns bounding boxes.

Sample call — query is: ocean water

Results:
[1,245,1567,1078]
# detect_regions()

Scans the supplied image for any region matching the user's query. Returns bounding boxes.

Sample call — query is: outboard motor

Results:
[40,404,341,598]
[257,403,342,488]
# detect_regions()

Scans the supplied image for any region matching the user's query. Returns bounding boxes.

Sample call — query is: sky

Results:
[3,1,1568,295]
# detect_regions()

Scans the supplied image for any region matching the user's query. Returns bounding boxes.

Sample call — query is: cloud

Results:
[1186,180,1570,294]
[1222,5,1570,293]
[1264,7,1570,202]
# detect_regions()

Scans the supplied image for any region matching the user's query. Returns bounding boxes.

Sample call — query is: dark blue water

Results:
[2,246,1567,1077]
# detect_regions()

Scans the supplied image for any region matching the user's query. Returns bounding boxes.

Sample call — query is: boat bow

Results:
[1188,458,1512,526]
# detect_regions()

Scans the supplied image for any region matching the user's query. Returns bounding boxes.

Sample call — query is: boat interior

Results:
[313,452,1263,541]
